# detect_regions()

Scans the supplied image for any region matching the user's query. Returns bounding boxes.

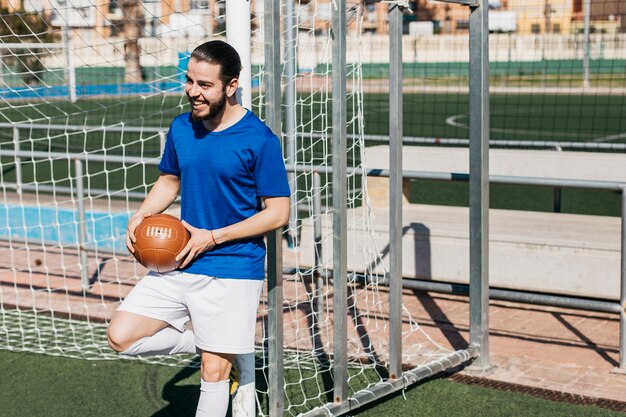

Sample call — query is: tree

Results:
[0,5,59,85]
[118,0,144,83]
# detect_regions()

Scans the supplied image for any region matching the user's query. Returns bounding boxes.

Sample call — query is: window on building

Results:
[190,0,209,10]
[573,0,582,14]
[456,19,469,30]
[553,23,561,33]
[531,24,541,34]
[109,0,119,14]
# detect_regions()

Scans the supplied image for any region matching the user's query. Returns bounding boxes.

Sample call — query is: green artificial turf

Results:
[352,377,626,417]
[0,350,201,417]
[0,350,624,417]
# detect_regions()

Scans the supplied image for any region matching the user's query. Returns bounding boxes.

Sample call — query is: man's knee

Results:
[107,322,138,353]
[107,312,135,352]
[107,311,168,353]
[201,352,234,382]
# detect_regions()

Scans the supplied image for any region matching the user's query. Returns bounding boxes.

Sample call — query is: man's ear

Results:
[225,77,239,98]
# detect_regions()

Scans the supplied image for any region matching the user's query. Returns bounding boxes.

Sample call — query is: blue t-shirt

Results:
[158,110,290,279]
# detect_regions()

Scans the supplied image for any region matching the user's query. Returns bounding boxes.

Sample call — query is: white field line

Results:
[445,113,591,139]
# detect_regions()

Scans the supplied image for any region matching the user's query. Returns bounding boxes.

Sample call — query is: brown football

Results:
[131,214,191,273]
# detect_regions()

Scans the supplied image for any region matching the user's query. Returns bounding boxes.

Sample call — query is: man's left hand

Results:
[176,220,216,269]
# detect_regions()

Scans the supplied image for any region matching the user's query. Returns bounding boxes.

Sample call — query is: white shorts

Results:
[118,271,264,354]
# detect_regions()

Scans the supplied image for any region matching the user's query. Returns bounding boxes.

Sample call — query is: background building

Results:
[1,0,623,39]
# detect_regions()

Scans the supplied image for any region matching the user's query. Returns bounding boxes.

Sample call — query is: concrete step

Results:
[288,204,621,300]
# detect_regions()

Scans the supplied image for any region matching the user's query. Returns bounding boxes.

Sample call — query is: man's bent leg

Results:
[196,351,235,417]
[108,311,195,356]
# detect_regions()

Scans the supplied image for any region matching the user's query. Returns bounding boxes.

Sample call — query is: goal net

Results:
[0,0,459,415]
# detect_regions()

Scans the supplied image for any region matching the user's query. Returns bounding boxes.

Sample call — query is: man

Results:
[107,40,290,417]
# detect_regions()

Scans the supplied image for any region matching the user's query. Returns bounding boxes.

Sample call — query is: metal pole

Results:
[388,1,403,380]
[553,188,562,212]
[582,0,591,89]
[468,0,490,370]
[619,188,626,370]
[227,5,256,415]
[226,0,252,107]
[63,7,77,102]
[12,126,22,195]
[284,0,299,247]
[300,347,479,417]
[313,172,324,322]
[74,159,89,291]
[264,0,284,414]
[351,273,623,314]
[332,0,348,403]
[158,130,166,156]
[553,146,562,212]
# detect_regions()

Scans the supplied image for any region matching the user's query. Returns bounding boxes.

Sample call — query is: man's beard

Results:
[190,90,227,122]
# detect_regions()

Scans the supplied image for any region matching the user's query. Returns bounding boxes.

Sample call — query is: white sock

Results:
[231,353,256,417]
[120,327,197,356]
[196,379,230,417]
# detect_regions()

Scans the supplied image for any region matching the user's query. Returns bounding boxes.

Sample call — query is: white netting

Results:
[0,1,456,415]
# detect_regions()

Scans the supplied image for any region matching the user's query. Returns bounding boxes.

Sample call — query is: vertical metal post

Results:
[313,172,324,322]
[226,0,252,107]
[388,1,403,380]
[158,130,166,156]
[264,0,284,415]
[284,0,299,247]
[468,0,490,370]
[619,188,626,370]
[553,188,562,213]
[74,159,89,291]
[582,0,591,89]
[553,146,562,212]
[227,4,256,414]
[63,7,77,102]
[227,2,255,413]
[12,126,22,195]
[332,0,348,403]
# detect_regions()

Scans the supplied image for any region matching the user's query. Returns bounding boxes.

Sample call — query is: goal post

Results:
[467,0,491,371]
[0,0,493,415]
[262,2,285,416]
[226,0,252,107]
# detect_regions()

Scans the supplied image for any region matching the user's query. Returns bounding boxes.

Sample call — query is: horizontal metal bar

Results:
[348,272,623,314]
[438,0,477,5]
[0,43,67,49]
[1,234,124,256]
[292,265,623,315]
[304,132,626,151]
[490,174,626,191]
[0,149,159,165]
[0,122,165,134]
[2,182,149,200]
[284,165,626,192]
[489,287,622,313]
[300,346,479,417]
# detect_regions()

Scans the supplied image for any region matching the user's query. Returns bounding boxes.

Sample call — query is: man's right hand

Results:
[126,213,152,253]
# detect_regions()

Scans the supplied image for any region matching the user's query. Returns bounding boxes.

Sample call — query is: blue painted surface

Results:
[0,81,184,100]
[0,204,130,253]
[178,52,191,83]
[0,51,260,100]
